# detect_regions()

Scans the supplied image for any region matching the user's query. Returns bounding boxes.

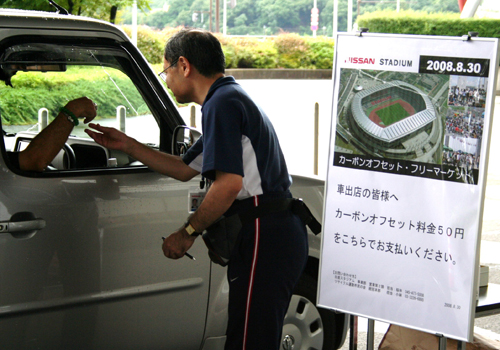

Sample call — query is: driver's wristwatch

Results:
[184,221,201,237]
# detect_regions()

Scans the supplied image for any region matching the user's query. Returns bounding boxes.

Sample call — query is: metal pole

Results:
[348,0,353,32]
[366,319,375,350]
[116,105,126,133]
[333,0,338,36]
[438,335,447,350]
[132,0,137,46]
[349,315,358,350]
[314,102,319,175]
[190,104,196,128]
[397,0,400,12]
[313,0,317,38]
[38,108,48,131]
[209,0,213,32]
[223,0,227,35]
[216,0,220,33]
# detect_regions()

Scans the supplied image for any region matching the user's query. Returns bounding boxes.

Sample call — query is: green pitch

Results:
[376,103,410,126]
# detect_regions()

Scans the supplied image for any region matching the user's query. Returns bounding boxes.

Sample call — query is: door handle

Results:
[0,212,46,238]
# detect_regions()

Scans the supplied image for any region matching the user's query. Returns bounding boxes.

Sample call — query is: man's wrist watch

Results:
[184,221,201,237]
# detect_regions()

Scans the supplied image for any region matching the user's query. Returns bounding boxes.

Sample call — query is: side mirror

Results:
[172,125,201,156]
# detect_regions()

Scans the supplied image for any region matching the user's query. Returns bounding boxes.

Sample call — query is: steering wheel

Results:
[47,143,76,170]
[62,143,76,169]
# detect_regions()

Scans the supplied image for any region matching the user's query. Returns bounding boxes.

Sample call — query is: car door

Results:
[0,29,210,349]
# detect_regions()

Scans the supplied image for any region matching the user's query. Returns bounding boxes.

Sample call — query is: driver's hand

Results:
[65,97,97,124]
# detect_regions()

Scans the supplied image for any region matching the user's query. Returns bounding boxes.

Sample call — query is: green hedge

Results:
[120,25,335,69]
[121,26,166,64]
[217,35,279,69]
[1,29,336,125]
[357,10,500,38]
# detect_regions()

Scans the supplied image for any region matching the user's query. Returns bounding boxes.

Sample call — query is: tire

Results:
[282,273,345,350]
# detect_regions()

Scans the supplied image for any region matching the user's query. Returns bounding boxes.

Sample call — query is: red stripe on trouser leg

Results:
[242,196,259,350]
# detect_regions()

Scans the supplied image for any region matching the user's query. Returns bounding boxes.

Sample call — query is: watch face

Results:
[186,223,196,235]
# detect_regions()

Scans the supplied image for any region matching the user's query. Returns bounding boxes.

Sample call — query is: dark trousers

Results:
[224,192,308,350]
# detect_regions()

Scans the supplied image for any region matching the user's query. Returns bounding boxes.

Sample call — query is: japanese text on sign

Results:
[334,153,478,185]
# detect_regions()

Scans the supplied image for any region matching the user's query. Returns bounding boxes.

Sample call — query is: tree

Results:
[116,0,460,36]
[257,0,309,32]
[226,0,259,33]
[0,0,151,23]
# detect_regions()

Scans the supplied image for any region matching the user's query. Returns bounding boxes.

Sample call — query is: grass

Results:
[376,102,410,126]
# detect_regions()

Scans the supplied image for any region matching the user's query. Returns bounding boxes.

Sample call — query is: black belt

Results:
[236,198,322,235]
[203,197,322,266]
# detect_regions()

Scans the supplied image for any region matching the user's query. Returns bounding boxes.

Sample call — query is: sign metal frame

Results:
[318,32,500,342]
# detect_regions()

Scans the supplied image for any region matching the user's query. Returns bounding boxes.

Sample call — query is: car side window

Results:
[0,40,165,172]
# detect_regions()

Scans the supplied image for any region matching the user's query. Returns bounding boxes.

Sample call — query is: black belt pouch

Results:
[202,214,243,267]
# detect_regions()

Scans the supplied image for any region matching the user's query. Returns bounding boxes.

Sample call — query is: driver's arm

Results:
[18,97,97,172]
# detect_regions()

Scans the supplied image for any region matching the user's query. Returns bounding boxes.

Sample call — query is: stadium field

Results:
[376,102,410,126]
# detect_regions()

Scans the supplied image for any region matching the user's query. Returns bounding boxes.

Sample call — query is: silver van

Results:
[0,8,347,350]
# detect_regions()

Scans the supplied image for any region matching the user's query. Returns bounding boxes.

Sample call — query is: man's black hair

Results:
[164,29,225,77]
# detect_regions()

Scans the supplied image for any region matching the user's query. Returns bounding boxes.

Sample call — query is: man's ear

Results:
[178,56,191,77]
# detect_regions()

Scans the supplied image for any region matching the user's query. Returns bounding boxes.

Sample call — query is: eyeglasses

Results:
[158,60,178,82]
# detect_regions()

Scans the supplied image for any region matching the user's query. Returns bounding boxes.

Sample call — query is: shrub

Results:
[221,37,278,68]
[307,37,335,69]
[121,25,164,64]
[357,10,500,38]
[119,25,334,69]
[214,33,238,68]
[222,44,237,68]
[249,40,279,68]
[158,27,183,46]
[273,33,311,68]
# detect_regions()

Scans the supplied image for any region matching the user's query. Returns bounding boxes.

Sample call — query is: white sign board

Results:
[318,33,499,341]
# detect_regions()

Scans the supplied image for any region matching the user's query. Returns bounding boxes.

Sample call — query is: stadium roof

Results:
[351,80,436,143]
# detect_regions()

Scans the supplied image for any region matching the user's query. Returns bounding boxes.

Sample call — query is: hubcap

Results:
[282,334,295,350]
[282,294,324,350]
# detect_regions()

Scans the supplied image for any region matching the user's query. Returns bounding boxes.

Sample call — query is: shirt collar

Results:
[203,76,237,106]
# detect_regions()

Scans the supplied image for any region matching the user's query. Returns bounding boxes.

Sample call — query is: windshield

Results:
[0,41,159,150]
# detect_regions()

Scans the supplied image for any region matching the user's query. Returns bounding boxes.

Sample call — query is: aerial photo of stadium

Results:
[335,69,449,164]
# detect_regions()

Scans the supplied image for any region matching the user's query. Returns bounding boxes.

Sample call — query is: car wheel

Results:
[282,273,342,350]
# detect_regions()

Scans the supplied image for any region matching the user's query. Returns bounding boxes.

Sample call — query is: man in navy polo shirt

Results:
[86,29,308,350]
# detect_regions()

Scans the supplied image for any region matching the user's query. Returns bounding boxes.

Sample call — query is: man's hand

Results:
[65,97,98,124]
[85,123,131,153]
[162,227,197,259]
[18,96,98,172]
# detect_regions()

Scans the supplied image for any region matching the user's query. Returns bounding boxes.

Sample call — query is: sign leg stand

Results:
[367,319,375,350]
[438,335,447,350]
[349,315,358,350]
